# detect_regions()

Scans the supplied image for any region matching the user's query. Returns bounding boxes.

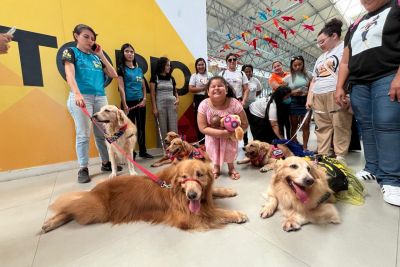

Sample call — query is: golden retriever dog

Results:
[151,131,180,167]
[166,138,210,164]
[237,140,293,172]
[260,156,340,232]
[93,105,137,178]
[41,159,247,233]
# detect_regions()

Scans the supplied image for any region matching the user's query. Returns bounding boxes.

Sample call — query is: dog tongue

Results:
[292,183,309,203]
[189,200,201,213]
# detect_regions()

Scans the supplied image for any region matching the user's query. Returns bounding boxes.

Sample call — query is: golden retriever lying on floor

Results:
[260,156,340,232]
[41,159,247,233]
[93,105,137,178]
[151,131,180,167]
[237,140,293,172]
[166,138,210,164]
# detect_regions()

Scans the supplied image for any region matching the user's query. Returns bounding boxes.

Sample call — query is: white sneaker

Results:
[336,156,346,164]
[356,170,376,182]
[381,185,400,206]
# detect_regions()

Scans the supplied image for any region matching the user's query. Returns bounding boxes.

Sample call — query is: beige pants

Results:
[313,91,352,157]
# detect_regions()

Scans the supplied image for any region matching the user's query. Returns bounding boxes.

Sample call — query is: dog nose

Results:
[92,114,98,119]
[303,178,314,186]
[242,147,246,151]
[187,191,197,200]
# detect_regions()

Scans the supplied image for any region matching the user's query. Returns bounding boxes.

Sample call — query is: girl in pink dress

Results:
[198,76,248,180]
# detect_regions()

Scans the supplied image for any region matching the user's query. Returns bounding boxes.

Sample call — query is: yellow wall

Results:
[0,0,197,171]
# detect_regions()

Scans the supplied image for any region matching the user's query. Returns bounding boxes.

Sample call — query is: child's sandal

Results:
[212,171,220,179]
[229,170,240,180]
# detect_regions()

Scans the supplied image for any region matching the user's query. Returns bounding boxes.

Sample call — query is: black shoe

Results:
[78,167,90,183]
[133,151,137,161]
[101,162,123,172]
[139,152,154,159]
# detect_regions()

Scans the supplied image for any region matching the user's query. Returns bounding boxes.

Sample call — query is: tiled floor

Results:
[1,131,399,267]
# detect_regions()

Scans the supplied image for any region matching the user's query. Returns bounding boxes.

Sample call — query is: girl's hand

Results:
[139,99,146,107]
[174,97,179,105]
[335,87,348,107]
[74,92,85,107]
[389,76,400,102]
[305,100,312,110]
[153,108,159,117]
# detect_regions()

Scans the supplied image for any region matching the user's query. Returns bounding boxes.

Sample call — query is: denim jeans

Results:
[67,93,109,167]
[351,73,400,186]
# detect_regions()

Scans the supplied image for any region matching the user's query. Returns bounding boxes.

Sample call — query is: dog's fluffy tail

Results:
[50,191,108,225]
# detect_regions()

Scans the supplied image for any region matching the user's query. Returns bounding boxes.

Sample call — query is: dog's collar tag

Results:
[106,124,128,143]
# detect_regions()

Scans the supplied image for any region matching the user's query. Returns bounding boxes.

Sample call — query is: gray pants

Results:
[156,96,178,140]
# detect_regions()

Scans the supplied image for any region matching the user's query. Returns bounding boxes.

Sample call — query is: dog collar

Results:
[189,148,205,160]
[105,124,128,144]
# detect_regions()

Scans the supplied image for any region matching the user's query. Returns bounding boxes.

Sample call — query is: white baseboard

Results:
[0,148,164,182]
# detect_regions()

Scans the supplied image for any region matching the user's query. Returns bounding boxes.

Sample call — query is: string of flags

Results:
[218,0,315,59]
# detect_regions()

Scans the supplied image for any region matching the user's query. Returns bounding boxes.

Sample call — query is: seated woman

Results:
[248,86,292,143]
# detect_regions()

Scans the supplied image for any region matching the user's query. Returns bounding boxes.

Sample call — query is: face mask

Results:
[282,97,292,105]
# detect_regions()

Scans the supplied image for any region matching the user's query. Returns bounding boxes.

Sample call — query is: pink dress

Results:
[198,98,243,166]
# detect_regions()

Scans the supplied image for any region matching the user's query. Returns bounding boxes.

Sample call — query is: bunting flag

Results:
[271,8,278,16]
[281,16,295,21]
[235,34,242,40]
[254,24,263,33]
[241,32,247,41]
[302,24,315,31]
[266,7,272,13]
[255,50,262,57]
[234,40,243,47]
[273,19,280,28]
[303,15,310,20]
[263,36,279,48]
[226,33,232,40]
[289,29,296,35]
[223,44,231,50]
[249,16,256,20]
[278,27,287,39]
[249,38,258,50]
[257,11,268,21]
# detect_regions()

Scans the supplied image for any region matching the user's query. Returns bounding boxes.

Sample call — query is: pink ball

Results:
[223,115,240,132]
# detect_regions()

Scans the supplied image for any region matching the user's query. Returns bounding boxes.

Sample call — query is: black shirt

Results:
[345,0,400,83]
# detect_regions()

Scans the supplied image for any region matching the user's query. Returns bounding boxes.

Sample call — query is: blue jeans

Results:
[67,93,109,167]
[351,74,400,186]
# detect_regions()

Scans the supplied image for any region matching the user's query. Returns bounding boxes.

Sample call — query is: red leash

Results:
[80,106,170,188]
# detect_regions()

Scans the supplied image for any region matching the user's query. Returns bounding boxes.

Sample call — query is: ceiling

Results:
[206,0,364,74]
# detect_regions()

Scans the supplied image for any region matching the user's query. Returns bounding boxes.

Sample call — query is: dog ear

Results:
[117,109,125,125]
[308,160,327,180]
[183,141,192,153]
[273,158,284,172]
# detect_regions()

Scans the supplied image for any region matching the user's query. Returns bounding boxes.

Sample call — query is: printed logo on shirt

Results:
[351,7,391,56]
[62,49,72,60]
[316,55,339,78]
[93,61,102,69]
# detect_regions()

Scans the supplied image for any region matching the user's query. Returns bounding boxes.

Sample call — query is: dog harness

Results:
[249,151,267,167]
[105,124,133,144]
[271,144,285,160]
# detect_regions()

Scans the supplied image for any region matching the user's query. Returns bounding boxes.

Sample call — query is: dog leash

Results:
[155,116,166,154]
[284,110,311,145]
[80,106,171,188]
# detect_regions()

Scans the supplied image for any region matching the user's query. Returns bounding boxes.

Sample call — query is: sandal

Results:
[212,170,220,179]
[229,170,240,180]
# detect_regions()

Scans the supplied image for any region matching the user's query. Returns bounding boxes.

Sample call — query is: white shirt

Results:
[249,96,277,121]
[219,69,249,98]
[246,76,262,106]
[189,72,213,95]
[312,42,344,94]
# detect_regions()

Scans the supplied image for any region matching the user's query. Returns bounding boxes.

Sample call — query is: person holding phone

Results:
[62,24,118,183]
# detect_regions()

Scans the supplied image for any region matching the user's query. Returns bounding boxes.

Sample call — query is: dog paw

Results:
[282,220,301,232]
[41,222,53,233]
[330,216,341,224]
[225,188,237,197]
[109,173,117,179]
[260,206,275,218]
[259,167,271,173]
[234,212,248,223]
[129,171,138,176]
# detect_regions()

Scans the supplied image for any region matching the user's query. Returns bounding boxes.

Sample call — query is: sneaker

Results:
[381,185,400,206]
[101,162,123,172]
[336,155,346,164]
[356,170,376,182]
[78,167,90,183]
[139,152,154,159]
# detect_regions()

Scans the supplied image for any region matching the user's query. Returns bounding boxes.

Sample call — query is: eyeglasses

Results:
[291,56,304,61]
[316,37,330,45]
[227,58,237,62]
